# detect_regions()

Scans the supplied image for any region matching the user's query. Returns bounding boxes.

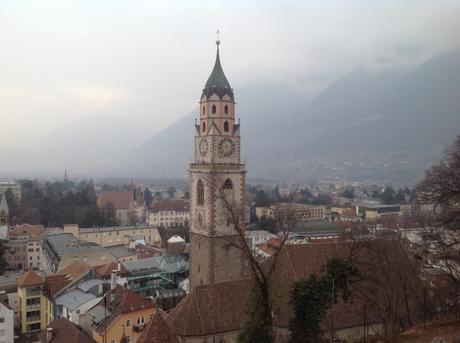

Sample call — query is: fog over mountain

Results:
[1,51,459,185]
[131,50,460,185]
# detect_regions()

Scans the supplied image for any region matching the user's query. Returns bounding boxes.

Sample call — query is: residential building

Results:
[17,270,45,334]
[41,233,116,273]
[63,224,161,247]
[148,200,189,228]
[39,317,96,343]
[0,181,21,202]
[0,293,14,343]
[7,224,45,270]
[255,203,326,222]
[97,191,135,226]
[84,286,156,343]
[0,194,8,227]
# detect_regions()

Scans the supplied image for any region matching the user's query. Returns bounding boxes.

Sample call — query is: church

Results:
[137,41,402,343]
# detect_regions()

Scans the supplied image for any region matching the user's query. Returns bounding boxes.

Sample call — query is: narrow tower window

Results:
[212,104,216,114]
[197,180,204,205]
[202,106,206,116]
[224,121,229,132]
[224,105,228,115]
[202,122,206,133]
[222,179,233,190]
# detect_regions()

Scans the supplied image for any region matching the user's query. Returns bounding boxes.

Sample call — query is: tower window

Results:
[224,105,228,115]
[202,106,206,116]
[202,122,206,133]
[224,121,229,132]
[212,104,216,114]
[222,179,233,190]
[197,180,204,205]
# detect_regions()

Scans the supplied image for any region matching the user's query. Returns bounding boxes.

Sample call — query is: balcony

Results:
[26,303,41,311]
[133,323,145,332]
[26,315,41,323]
[26,289,41,297]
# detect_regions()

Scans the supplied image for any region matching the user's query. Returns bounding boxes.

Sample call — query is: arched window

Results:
[222,178,233,190]
[212,105,216,114]
[197,180,204,205]
[223,121,229,132]
[224,105,228,115]
[202,122,206,133]
[202,106,206,116]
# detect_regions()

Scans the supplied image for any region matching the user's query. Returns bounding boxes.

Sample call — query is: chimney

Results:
[111,269,117,290]
[46,327,53,342]
[117,263,121,273]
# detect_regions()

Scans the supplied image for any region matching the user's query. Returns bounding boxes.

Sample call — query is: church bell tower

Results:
[189,39,246,290]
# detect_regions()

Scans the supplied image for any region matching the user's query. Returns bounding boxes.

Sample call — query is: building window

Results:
[224,121,229,132]
[222,179,233,190]
[224,104,228,114]
[202,122,206,133]
[197,180,204,205]
[0,317,4,323]
[202,106,205,116]
[212,104,216,114]
[126,337,131,343]
[126,319,131,327]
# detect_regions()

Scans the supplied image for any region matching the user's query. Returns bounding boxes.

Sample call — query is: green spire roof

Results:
[202,42,234,101]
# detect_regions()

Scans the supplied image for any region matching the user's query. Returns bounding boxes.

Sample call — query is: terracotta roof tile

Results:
[97,191,133,209]
[40,318,96,343]
[58,260,91,280]
[94,261,128,278]
[17,270,45,287]
[44,274,72,298]
[138,312,179,343]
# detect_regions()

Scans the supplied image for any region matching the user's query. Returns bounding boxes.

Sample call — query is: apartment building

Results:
[17,271,45,334]
[148,200,189,228]
[255,203,326,221]
[64,224,161,247]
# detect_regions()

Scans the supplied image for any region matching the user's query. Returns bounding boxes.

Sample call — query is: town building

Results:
[83,286,156,343]
[6,224,46,271]
[255,203,326,222]
[104,244,138,263]
[166,235,186,255]
[360,204,412,220]
[0,292,14,343]
[17,270,45,334]
[148,199,189,228]
[188,39,247,290]
[97,191,135,226]
[0,181,21,202]
[63,224,161,247]
[41,233,116,273]
[0,194,8,227]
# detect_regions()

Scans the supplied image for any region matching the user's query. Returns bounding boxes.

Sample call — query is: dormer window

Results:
[212,105,216,114]
[224,105,228,115]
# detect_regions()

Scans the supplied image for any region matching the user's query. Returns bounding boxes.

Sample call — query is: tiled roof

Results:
[58,260,91,280]
[40,318,96,343]
[17,270,44,287]
[94,261,128,278]
[91,286,155,335]
[150,199,189,212]
[138,312,179,343]
[44,274,73,298]
[97,191,133,209]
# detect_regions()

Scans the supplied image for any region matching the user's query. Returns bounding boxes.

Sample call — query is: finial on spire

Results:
[215,30,220,47]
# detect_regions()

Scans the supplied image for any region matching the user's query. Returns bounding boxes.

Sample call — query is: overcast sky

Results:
[1,0,459,146]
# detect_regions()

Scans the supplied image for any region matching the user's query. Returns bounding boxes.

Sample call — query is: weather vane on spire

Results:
[215,30,220,46]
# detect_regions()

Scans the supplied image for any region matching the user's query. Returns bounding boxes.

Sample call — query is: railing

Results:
[26,304,41,311]
[26,290,41,297]
[26,315,41,322]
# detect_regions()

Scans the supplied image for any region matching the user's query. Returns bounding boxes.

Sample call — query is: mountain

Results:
[134,51,460,185]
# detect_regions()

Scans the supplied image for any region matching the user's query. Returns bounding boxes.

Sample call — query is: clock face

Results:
[199,138,208,156]
[218,137,235,157]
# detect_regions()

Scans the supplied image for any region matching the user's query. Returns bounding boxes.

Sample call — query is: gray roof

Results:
[123,255,188,274]
[87,304,110,324]
[202,43,234,101]
[77,279,107,293]
[45,233,105,258]
[55,289,97,311]
[0,194,8,215]
[105,244,135,259]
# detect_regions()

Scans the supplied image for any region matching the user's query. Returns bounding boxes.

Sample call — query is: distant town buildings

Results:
[148,199,189,228]
[97,191,135,226]
[0,181,21,202]
[255,203,326,222]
